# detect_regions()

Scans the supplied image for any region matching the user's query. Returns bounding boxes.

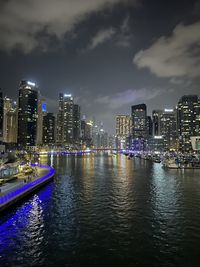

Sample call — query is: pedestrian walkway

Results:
[0,165,54,212]
[0,166,48,196]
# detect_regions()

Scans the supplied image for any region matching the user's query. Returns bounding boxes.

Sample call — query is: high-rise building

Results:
[147,116,153,137]
[97,123,109,149]
[152,110,162,136]
[108,135,115,149]
[6,109,18,144]
[85,120,93,147]
[73,104,81,143]
[160,109,177,150]
[100,131,108,148]
[85,121,93,140]
[3,97,12,142]
[3,97,17,143]
[116,115,131,138]
[37,96,47,145]
[131,104,147,138]
[177,95,200,151]
[116,115,131,149]
[0,90,3,141]
[57,93,74,145]
[130,104,147,151]
[92,124,99,148]
[43,113,55,145]
[17,80,38,149]
[81,120,86,140]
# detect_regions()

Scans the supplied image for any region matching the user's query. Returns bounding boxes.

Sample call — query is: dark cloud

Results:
[95,88,162,109]
[0,0,199,134]
[115,16,132,47]
[88,28,116,49]
[0,0,139,53]
[134,21,200,78]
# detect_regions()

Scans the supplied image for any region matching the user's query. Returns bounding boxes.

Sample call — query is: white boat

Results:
[162,159,179,169]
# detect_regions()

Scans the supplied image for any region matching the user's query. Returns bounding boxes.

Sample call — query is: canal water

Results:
[0,153,200,266]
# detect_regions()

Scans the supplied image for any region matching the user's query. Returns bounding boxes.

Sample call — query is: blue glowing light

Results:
[0,165,54,208]
[36,151,91,156]
[42,102,47,112]
[0,182,54,259]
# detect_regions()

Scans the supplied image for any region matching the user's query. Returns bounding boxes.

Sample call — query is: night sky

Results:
[0,0,200,133]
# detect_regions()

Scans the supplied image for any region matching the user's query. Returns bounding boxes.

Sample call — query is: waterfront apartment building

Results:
[160,109,177,150]
[147,116,153,137]
[57,93,74,145]
[3,97,12,142]
[85,121,93,141]
[97,123,109,149]
[92,122,99,148]
[177,95,200,151]
[43,113,55,145]
[3,97,17,143]
[73,104,81,143]
[116,115,131,149]
[131,104,147,139]
[152,110,162,136]
[37,96,47,145]
[6,109,18,144]
[130,104,147,151]
[17,80,38,149]
[81,120,86,140]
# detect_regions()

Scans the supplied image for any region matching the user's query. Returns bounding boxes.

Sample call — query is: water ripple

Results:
[1,154,200,266]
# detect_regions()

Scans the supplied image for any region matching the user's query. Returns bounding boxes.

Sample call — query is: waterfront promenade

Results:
[0,164,54,212]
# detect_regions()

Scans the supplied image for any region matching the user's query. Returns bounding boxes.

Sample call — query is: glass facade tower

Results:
[17,80,38,148]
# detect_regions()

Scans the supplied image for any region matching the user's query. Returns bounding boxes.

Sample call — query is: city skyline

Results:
[1,80,200,152]
[1,2,200,266]
[0,0,200,133]
[0,77,183,134]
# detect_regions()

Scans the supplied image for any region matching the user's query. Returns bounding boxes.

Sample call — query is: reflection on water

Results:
[1,153,200,266]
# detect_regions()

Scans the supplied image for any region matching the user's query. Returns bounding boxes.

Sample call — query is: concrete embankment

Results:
[0,164,55,212]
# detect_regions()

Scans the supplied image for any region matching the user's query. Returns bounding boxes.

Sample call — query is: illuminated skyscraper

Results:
[131,104,147,138]
[92,123,99,148]
[17,80,38,149]
[6,109,18,144]
[152,110,162,136]
[85,121,93,140]
[73,104,81,143]
[81,120,86,140]
[130,104,147,151]
[97,123,108,148]
[43,113,55,145]
[57,93,74,144]
[37,96,46,145]
[147,116,153,137]
[3,97,17,143]
[116,115,131,149]
[116,115,131,138]
[177,95,200,151]
[160,109,177,150]
[3,97,12,142]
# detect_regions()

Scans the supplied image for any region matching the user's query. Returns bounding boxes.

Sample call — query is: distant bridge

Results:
[34,149,120,155]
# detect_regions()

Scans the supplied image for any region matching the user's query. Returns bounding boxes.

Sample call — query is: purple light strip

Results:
[36,151,91,155]
[0,164,55,206]
[35,150,116,156]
